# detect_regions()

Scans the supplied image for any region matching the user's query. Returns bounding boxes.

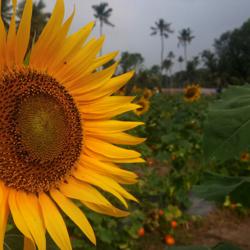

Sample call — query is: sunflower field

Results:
[1,0,250,250]
[5,83,250,250]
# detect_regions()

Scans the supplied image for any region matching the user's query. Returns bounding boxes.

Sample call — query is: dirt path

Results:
[138,209,250,250]
[182,209,250,250]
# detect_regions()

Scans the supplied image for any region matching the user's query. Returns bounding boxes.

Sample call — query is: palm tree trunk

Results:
[184,44,187,68]
[159,34,164,92]
[100,20,103,56]
[160,34,164,72]
[179,62,183,72]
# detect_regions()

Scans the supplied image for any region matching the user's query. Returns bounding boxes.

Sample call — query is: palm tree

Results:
[150,19,173,71]
[92,2,114,55]
[120,51,144,73]
[1,0,11,29]
[17,0,50,44]
[186,56,199,82]
[163,58,173,75]
[162,58,174,88]
[201,49,217,73]
[178,28,195,66]
[167,51,175,60]
[178,56,184,71]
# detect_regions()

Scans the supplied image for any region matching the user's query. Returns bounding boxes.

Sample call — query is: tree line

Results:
[1,1,250,88]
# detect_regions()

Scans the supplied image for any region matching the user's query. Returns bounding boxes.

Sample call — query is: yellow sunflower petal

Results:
[0,182,9,249]
[39,193,71,250]
[74,168,128,208]
[0,3,6,69]
[85,51,119,74]
[84,120,143,133]
[6,0,17,67]
[16,192,46,250]
[54,36,105,83]
[74,167,138,203]
[87,131,145,145]
[77,71,135,102]
[79,96,139,119]
[8,190,33,245]
[24,237,36,250]
[60,178,129,217]
[30,0,65,65]
[37,8,75,70]
[85,147,144,163]
[68,61,118,93]
[16,0,32,64]
[50,189,96,245]
[60,177,109,205]
[82,202,129,218]
[48,21,95,73]
[79,155,138,184]
[85,138,141,160]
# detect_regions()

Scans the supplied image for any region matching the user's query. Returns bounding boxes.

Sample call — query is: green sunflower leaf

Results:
[203,85,250,162]
[193,172,250,206]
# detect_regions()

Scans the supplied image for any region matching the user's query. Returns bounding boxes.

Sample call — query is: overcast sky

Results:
[45,0,250,69]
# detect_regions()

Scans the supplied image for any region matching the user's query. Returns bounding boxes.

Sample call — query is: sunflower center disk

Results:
[185,88,197,98]
[0,69,82,193]
[17,96,68,162]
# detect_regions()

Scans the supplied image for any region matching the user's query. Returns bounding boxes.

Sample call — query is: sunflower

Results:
[143,88,153,99]
[184,84,201,102]
[134,98,150,116]
[0,0,145,249]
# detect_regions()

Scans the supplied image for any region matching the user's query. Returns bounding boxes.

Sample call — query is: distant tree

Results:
[186,56,200,82]
[178,56,184,71]
[162,58,173,76]
[150,65,161,75]
[17,0,50,44]
[167,51,175,60]
[178,28,195,66]
[1,0,11,29]
[136,70,160,90]
[201,50,218,74]
[162,58,174,88]
[150,18,173,71]
[214,19,250,82]
[92,2,114,55]
[119,51,144,73]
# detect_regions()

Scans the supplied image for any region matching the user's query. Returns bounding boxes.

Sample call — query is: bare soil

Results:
[139,209,250,250]
[183,209,250,250]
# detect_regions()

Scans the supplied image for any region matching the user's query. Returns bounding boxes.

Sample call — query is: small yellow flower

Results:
[184,84,201,102]
[240,152,250,162]
[134,98,150,116]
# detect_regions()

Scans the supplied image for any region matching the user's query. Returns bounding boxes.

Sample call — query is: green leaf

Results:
[203,85,250,162]
[4,234,23,250]
[213,242,243,250]
[193,172,250,205]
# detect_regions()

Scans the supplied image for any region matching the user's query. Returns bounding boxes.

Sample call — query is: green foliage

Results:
[204,85,250,162]
[193,172,250,206]
[214,18,250,81]
[119,51,144,73]
[137,93,209,206]
[5,91,247,249]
